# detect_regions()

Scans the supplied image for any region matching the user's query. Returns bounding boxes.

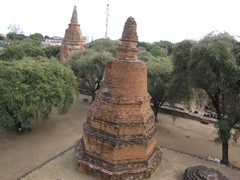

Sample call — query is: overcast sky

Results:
[1,0,239,43]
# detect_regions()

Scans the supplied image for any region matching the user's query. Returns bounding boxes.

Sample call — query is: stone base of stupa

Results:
[75,139,162,179]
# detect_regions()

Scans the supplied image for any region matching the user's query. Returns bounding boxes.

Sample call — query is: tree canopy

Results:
[66,49,111,101]
[65,38,122,101]
[0,58,77,132]
[43,45,61,59]
[170,32,240,164]
[146,57,172,121]
[91,38,120,55]
[168,40,195,104]
[150,46,166,57]
[31,33,44,44]
[0,39,45,61]
[138,40,174,56]
[190,33,238,101]
[138,50,157,62]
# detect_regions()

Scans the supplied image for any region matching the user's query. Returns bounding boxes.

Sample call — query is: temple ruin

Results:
[60,6,84,63]
[75,16,162,179]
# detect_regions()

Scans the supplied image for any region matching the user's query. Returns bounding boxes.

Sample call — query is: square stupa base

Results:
[75,139,162,180]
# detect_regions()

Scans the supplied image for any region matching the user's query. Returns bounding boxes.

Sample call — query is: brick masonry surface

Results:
[75,17,162,179]
[60,6,84,62]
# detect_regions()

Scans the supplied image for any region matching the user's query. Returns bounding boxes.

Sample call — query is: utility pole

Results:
[105,4,109,38]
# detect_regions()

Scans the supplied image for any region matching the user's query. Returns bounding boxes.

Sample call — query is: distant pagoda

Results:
[75,16,162,179]
[60,6,84,63]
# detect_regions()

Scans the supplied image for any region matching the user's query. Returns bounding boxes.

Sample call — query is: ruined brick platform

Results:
[184,165,229,180]
[75,17,162,179]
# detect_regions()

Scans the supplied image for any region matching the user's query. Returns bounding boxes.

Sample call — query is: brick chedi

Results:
[75,17,162,179]
[60,6,84,63]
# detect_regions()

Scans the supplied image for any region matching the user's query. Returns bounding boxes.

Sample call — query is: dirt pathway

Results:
[157,113,240,167]
[0,94,239,180]
[0,94,89,180]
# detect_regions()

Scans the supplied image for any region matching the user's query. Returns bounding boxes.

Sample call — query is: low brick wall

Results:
[159,106,217,124]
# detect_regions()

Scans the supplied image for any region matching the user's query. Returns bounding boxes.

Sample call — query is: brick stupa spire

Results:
[60,6,84,63]
[75,16,162,179]
[117,17,138,60]
[70,6,78,24]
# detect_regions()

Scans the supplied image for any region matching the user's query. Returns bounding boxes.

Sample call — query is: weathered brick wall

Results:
[102,60,147,98]
[75,16,161,179]
[78,57,161,176]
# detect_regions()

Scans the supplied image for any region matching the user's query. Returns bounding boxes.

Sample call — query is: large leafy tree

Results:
[147,58,172,121]
[168,40,195,103]
[7,33,25,41]
[0,58,78,132]
[190,33,239,164]
[43,45,61,59]
[66,38,118,101]
[0,39,45,61]
[170,32,240,164]
[150,46,166,57]
[67,49,111,102]
[159,40,174,55]
[91,38,120,55]
[152,40,174,56]
[138,41,151,50]
[31,33,44,44]
[143,40,174,56]
[138,50,157,62]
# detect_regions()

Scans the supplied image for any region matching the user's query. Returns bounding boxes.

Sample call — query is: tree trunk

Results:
[152,102,159,122]
[209,93,230,165]
[91,81,101,103]
[154,108,158,122]
[221,141,229,165]
[91,92,96,103]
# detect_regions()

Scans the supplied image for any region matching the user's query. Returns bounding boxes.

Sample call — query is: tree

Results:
[0,39,45,61]
[146,57,172,122]
[31,33,44,44]
[158,40,174,55]
[150,46,166,57]
[67,49,111,101]
[91,38,120,55]
[0,57,78,132]
[7,33,26,41]
[8,24,24,34]
[0,45,25,60]
[170,32,240,165]
[138,50,157,62]
[216,81,240,147]
[145,41,174,56]
[7,24,25,41]
[168,40,195,103]
[65,50,87,63]
[43,45,61,59]
[138,41,151,50]
[66,38,118,101]
[44,35,50,39]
